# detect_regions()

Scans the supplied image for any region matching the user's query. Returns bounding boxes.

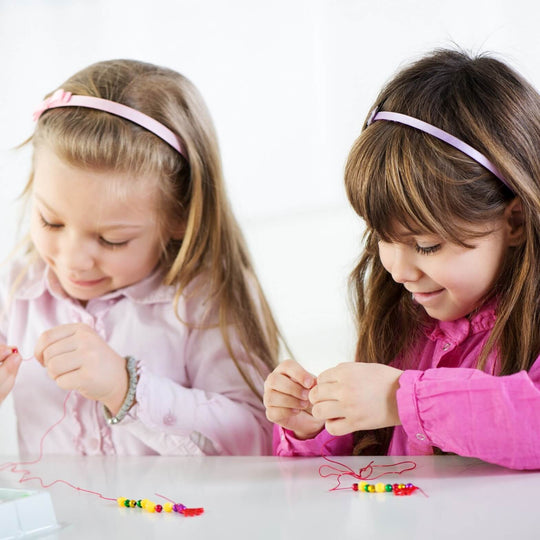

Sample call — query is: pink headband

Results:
[33,89,186,158]
[367,109,512,192]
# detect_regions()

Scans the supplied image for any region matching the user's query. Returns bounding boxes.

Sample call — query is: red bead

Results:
[155,505,163,513]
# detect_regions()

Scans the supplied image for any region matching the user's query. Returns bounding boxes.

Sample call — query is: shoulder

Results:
[0,253,46,300]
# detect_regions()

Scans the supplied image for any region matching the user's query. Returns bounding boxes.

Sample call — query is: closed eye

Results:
[40,214,63,229]
[415,244,441,255]
[99,237,129,249]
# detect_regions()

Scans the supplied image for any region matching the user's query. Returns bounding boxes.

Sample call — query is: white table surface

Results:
[1,454,538,539]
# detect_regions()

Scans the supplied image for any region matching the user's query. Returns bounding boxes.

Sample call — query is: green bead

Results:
[137,500,143,508]
[385,484,393,492]
[124,499,131,507]
[363,484,370,492]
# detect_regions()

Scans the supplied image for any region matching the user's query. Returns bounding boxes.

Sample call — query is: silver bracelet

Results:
[103,356,138,425]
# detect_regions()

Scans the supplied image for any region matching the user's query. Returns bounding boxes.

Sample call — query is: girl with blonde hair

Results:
[0,59,280,456]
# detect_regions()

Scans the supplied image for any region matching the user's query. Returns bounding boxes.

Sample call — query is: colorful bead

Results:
[353,481,419,496]
[117,497,203,516]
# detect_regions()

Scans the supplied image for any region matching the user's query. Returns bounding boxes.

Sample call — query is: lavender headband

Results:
[367,109,512,192]
[33,89,186,157]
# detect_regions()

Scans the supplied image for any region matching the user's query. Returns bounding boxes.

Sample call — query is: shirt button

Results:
[416,433,426,441]
[442,343,451,351]
[163,413,176,426]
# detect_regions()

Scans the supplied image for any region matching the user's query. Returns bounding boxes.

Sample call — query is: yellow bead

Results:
[164,503,173,512]
[375,483,386,493]
[146,503,156,513]
[367,485,375,492]
[117,497,127,507]
[359,481,368,492]
[398,484,405,490]
[129,500,137,507]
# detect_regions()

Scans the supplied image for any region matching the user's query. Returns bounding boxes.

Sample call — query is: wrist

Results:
[103,356,139,425]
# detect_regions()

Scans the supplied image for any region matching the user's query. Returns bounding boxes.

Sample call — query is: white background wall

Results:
[1,0,539,453]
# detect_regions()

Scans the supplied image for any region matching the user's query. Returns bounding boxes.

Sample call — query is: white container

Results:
[0,488,59,539]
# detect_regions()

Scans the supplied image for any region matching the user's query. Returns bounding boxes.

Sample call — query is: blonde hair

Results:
[27,59,280,397]
[344,48,540,453]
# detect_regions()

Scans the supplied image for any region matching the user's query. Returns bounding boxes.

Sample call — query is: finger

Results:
[0,345,18,363]
[0,354,23,400]
[0,353,22,377]
[325,418,353,437]
[35,324,81,364]
[265,405,301,424]
[41,339,79,369]
[265,371,311,401]
[45,352,82,380]
[53,370,82,392]
[309,381,339,404]
[264,388,309,410]
[275,359,316,388]
[316,365,345,385]
[311,400,344,422]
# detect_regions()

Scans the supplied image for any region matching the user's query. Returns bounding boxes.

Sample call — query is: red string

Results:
[1,387,203,511]
[319,454,417,491]
[0,390,116,501]
[317,436,418,491]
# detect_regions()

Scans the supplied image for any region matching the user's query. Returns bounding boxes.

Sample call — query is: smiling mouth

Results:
[411,289,444,303]
[69,277,106,287]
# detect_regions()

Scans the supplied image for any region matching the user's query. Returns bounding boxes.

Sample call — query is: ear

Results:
[504,197,525,246]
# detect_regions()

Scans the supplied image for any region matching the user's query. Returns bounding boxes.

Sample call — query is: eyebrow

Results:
[34,194,148,232]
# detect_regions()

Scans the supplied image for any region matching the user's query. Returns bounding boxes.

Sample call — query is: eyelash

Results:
[414,244,441,255]
[39,215,129,249]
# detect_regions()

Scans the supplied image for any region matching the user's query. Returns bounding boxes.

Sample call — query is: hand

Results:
[35,323,128,414]
[263,359,325,439]
[0,345,22,403]
[309,362,403,436]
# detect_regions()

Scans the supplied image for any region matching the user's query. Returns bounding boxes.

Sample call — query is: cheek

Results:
[377,244,392,272]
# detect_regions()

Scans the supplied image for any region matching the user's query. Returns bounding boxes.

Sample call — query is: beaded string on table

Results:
[318,444,427,497]
[0,355,204,517]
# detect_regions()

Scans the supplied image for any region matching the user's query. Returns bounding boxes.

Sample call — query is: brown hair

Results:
[344,48,540,453]
[27,59,281,398]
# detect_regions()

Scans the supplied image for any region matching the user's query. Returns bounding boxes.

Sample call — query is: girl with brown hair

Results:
[265,48,540,469]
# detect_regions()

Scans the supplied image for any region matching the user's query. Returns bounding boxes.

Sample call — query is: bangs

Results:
[33,107,180,181]
[345,122,508,244]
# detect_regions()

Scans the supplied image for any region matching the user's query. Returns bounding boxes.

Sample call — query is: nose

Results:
[58,233,95,273]
[379,243,421,284]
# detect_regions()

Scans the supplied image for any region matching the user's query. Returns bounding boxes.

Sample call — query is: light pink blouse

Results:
[2,257,272,456]
[274,303,540,470]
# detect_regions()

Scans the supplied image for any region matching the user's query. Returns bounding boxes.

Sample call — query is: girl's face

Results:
[378,217,516,321]
[30,147,167,303]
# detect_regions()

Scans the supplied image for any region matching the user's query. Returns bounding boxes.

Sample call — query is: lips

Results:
[68,277,106,287]
[411,289,444,304]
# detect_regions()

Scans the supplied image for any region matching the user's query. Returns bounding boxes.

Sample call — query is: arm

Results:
[120,323,273,456]
[397,363,540,470]
[34,321,272,456]
[273,423,354,456]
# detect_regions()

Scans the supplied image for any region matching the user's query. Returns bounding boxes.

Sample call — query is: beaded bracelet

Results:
[104,356,138,425]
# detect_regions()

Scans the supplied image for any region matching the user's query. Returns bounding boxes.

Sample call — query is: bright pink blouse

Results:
[274,303,540,470]
[2,257,272,456]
